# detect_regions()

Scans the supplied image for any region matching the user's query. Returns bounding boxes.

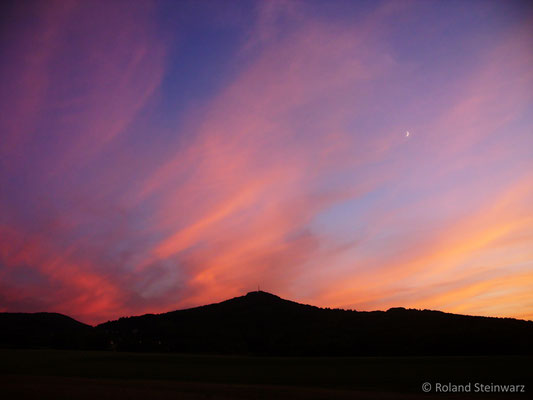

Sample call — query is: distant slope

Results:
[96,291,533,355]
[1,292,531,354]
[0,312,102,349]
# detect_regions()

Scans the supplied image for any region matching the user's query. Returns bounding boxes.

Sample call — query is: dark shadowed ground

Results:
[1,349,530,399]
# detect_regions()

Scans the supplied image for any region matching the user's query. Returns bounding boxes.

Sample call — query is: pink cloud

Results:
[1,1,531,324]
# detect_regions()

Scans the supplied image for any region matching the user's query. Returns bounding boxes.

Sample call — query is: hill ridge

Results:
[2,291,532,355]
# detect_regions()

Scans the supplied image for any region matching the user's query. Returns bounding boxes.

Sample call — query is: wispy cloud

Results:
[1,1,531,324]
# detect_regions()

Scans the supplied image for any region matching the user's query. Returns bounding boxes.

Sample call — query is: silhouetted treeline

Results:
[2,291,532,355]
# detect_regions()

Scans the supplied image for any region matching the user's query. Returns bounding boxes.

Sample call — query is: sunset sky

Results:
[1,0,532,325]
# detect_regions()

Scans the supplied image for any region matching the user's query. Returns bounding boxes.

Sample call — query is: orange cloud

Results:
[1,1,531,324]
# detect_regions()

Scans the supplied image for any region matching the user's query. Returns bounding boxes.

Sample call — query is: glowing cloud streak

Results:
[1,0,532,324]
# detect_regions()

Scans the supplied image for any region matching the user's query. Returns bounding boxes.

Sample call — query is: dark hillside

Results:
[96,291,533,355]
[0,312,103,349]
[1,292,531,355]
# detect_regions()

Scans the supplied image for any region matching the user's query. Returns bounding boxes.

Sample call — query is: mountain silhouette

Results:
[1,291,532,355]
[0,312,96,349]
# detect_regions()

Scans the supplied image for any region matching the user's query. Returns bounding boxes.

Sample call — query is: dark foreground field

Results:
[0,350,531,399]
